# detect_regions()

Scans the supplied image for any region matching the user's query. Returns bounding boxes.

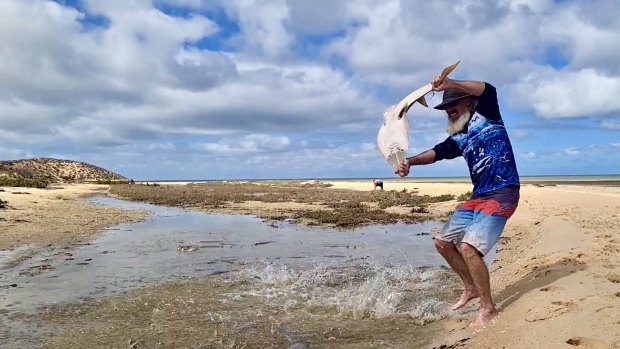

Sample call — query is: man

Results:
[373,179,384,190]
[397,76,520,327]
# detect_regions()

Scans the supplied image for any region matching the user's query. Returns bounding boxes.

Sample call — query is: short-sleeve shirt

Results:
[432,83,520,197]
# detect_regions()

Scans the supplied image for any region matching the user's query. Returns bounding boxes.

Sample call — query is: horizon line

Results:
[135,173,620,182]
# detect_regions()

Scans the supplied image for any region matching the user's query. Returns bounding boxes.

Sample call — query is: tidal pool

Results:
[1,196,461,348]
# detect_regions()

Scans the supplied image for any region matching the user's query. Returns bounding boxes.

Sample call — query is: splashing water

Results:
[408,299,452,322]
[230,260,459,322]
[338,270,403,318]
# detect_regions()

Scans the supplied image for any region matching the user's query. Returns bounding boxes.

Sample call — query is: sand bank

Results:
[325,181,620,348]
[0,184,147,251]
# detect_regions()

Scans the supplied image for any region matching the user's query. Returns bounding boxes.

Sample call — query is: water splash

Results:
[337,270,403,319]
[243,262,298,285]
[408,299,452,323]
[230,260,459,321]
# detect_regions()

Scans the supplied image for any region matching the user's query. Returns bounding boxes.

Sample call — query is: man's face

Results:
[445,97,472,135]
[444,97,470,122]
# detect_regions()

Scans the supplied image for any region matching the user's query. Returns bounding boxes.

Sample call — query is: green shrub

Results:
[95,179,130,185]
[0,176,50,188]
[457,191,472,201]
[422,194,456,203]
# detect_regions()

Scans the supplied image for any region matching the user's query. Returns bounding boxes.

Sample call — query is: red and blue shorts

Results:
[435,186,519,255]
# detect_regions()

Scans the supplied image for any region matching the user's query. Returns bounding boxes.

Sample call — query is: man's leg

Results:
[455,187,519,326]
[460,242,497,326]
[434,238,478,310]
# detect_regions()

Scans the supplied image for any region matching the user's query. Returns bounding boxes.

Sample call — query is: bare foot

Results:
[451,289,479,310]
[470,307,498,327]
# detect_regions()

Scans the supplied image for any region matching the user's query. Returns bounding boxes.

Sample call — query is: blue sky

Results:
[0,0,618,180]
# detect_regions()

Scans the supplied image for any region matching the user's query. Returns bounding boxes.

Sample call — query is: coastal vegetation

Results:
[0,175,50,188]
[110,181,457,227]
[457,191,471,201]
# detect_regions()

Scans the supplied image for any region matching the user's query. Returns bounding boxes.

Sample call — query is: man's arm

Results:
[408,149,436,166]
[396,150,436,177]
[434,77,501,120]
[432,77,485,97]
[396,137,462,177]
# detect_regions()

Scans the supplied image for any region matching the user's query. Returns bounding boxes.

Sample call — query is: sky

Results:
[0,0,618,180]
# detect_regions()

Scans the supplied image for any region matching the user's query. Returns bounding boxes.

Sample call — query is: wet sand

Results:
[1,181,619,348]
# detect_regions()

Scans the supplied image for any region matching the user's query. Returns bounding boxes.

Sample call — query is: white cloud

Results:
[287,0,354,35]
[558,143,620,160]
[223,0,293,59]
[191,134,291,156]
[564,147,581,156]
[360,142,377,152]
[148,143,176,151]
[520,151,537,160]
[601,119,620,130]
[0,0,381,148]
[540,1,620,73]
[320,0,620,119]
[510,129,530,140]
[515,68,620,118]
[323,1,541,85]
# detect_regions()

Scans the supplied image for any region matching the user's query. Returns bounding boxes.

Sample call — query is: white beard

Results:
[446,111,471,135]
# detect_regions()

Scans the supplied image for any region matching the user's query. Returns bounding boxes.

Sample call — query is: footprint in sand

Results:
[606,274,620,283]
[525,300,579,322]
[566,336,611,347]
[601,258,619,269]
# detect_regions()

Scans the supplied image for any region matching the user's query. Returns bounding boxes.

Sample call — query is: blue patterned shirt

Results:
[433,83,520,197]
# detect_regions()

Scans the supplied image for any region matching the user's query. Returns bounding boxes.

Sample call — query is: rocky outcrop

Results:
[0,158,126,182]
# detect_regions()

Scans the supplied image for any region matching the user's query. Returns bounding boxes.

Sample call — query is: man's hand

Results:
[395,159,411,177]
[432,76,452,92]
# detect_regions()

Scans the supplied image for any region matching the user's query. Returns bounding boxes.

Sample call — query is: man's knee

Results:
[434,238,455,251]
[460,242,482,258]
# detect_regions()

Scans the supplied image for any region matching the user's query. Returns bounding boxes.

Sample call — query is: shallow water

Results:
[0,196,459,347]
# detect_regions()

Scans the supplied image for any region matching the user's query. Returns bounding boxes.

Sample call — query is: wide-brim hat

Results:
[434,89,472,110]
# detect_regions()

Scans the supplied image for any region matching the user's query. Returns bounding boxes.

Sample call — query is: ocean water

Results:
[142,174,620,184]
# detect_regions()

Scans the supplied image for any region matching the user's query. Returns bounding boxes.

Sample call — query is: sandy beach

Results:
[0,184,147,251]
[1,181,619,348]
[329,180,620,348]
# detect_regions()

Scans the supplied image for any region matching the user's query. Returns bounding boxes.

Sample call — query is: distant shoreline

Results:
[139,174,620,187]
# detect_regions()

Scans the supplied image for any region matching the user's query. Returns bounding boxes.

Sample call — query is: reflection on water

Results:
[0,196,459,347]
